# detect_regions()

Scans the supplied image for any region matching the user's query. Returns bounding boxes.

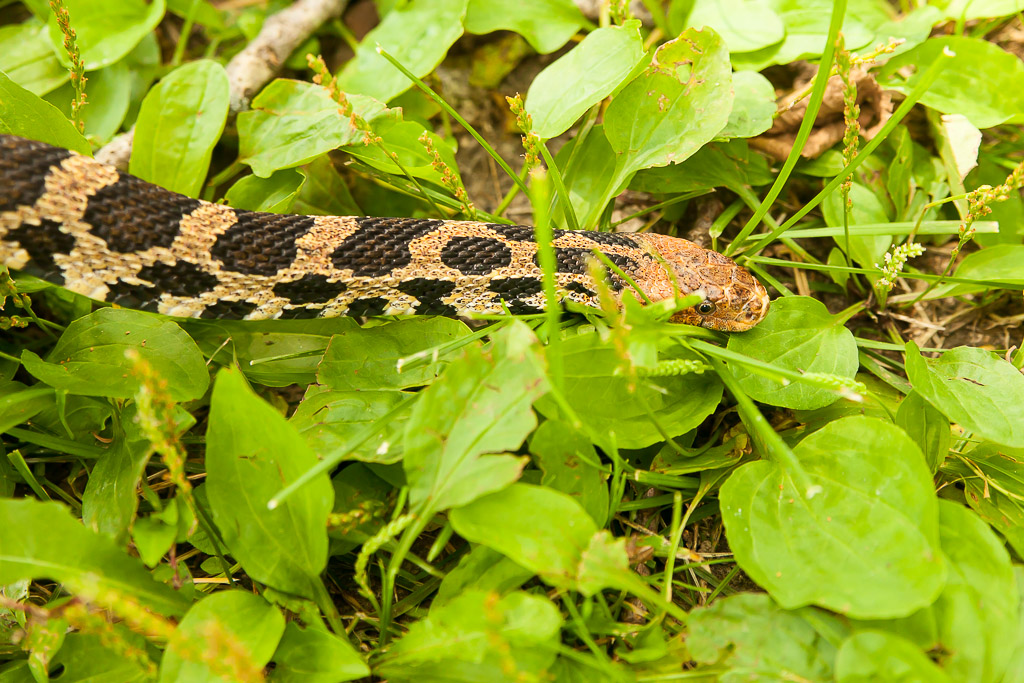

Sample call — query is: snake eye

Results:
[697,301,716,315]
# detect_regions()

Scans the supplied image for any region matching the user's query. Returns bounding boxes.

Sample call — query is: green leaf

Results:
[835,631,951,682]
[629,140,773,193]
[20,309,209,401]
[45,61,132,144]
[270,622,369,683]
[338,0,468,102]
[434,546,534,607]
[48,0,166,70]
[0,69,90,154]
[720,416,945,618]
[861,501,1019,682]
[939,0,1024,19]
[878,36,1024,129]
[159,591,284,683]
[687,593,843,680]
[821,182,893,273]
[0,498,188,615]
[718,70,776,139]
[604,28,733,187]
[450,483,600,590]
[925,245,1024,298]
[205,368,333,598]
[237,79,392,178]
[895,391,951,472]
[130,60,230,197]
[536,332,722,450]
[404,322,546,513]
[224,169,304,213]
[464,0,584,53]
[344,119,461,186]
[905,342,1024,449]
[680,0,785,53]
[530,420,609,526]
[0,386,54,435]
[292,155,362,217]
[0,21,67,95]
[525,22,645,139]
[185,317,358,387]
[317,318,473,391]
[291,389,408,464]
[376,590,562,682]
[730,0,873,70]
[726,296,859,410]
[953,444,1024,560]
[50,632,153,683]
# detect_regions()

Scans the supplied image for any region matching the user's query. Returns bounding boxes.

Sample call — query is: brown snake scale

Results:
[0,135,769,331]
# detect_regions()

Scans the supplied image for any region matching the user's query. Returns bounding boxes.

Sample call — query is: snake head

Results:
[632,234,771,332]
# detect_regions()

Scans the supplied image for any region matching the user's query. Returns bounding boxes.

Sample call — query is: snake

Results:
[0,134,770,331]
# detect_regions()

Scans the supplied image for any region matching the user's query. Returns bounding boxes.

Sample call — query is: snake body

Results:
[0,135,769,331]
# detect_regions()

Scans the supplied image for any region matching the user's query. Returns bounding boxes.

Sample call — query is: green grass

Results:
[2,0,1024,681]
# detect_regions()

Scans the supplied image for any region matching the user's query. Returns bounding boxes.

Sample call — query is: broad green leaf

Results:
[376,590,562,682]
[925,245,1024,298]
[939,0,1024,21]
[905,342,1024,449]
[821,182,893,274]
[344,119,461,187]
[224,169,304,213]
[835,631,951,682]
[721,416,945,618]
[861,501,1018,683]
[536,332,722,450]
[0,498,188,615]
[206,368,333,598]
[47,0,166,70]
[159,591,284,683]
[185,317,358,387]
[525,22,646,139]
[1004,568,1024,682]
[0,386,54,435]
[338,0,468,102]
[687,593,844,680]
[555,124,619,227]
[130,60,229,197]
[81,404,194,540]
[237,79,392,178]
[464,0,584,53]
[896,391,951,472]
[0,70,90,154]
[20,309,209,401]
[530,420,609,526]
[718,71,776,139]
[630,140,773,193]
[450,483,601,590]
[49,632,153,683]
[878,36,1024,129]
[0,21,67,95]
[45,61,132,144]
[270,622,369,683]
[730,0,873,70]
[291,389,408,464]
[930,501,1018,681]
[952,444,1024,559]
[680,0,785,52]
[604,28,733,191]
[293,155,362,217]
[404,322,545,513]
[434,546,534,607]
[727,296,859,410]
[318,317,472,391]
